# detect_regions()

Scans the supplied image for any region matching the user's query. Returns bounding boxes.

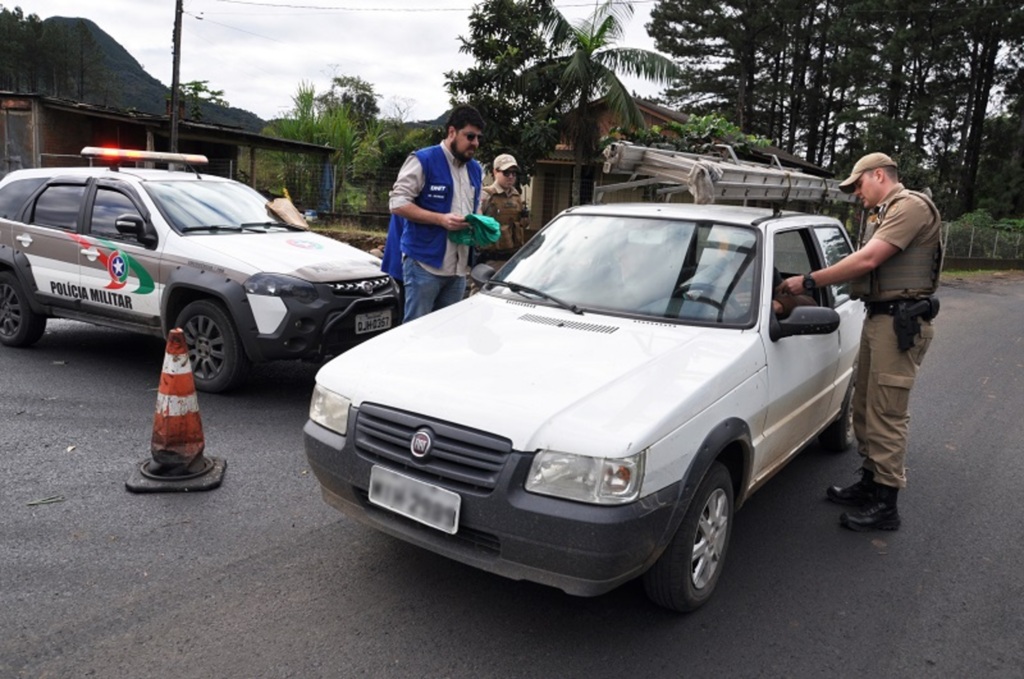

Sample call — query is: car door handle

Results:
[81,246,100,261]
[15,233,32,246]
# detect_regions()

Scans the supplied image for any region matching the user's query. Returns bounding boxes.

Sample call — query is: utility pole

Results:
[169,0,183,153]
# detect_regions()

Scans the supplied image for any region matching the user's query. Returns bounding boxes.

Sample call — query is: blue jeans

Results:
[402,258,466,322]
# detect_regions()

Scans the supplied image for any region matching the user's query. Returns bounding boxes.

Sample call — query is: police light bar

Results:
[81,147,209,165]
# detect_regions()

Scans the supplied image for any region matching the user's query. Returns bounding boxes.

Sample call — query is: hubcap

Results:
[182,314,224,380]
[691,488,729,589]
[0,284,20,337]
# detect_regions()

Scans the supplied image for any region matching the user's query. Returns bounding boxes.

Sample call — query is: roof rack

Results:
[596,142,857,207]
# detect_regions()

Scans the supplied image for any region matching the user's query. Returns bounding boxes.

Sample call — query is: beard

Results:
[449,137,476,164]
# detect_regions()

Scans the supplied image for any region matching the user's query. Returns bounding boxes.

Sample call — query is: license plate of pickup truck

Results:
[369,466,461,534]
[355,309,392,334]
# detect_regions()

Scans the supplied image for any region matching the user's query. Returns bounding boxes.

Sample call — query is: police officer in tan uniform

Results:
[477,153,529,271]
[778,152,942,531]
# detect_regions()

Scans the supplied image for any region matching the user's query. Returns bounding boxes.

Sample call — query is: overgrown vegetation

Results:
[604,114,771,155]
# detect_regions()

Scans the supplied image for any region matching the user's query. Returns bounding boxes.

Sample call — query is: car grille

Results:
[328,276,392,296]
[353,403,512,492]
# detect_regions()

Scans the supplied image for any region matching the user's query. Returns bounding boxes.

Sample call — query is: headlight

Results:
[525,450,645,505]
[309,384,351,435]
[244,273,318,303]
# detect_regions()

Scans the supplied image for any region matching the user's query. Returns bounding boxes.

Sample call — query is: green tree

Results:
[316,75,380,125]
[446,0,562,179]
[177,80,229,121]
[648,0,1024,219]
[530,0,681,205]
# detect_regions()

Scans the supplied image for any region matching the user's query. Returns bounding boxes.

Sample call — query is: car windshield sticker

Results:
[68,234,155,294]
[287,239,323,250]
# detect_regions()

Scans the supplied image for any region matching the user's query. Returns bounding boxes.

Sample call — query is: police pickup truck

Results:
[0,147,400,392]
[304,202,863,612]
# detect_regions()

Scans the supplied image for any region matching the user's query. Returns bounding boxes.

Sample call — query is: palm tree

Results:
[533,0,680,205]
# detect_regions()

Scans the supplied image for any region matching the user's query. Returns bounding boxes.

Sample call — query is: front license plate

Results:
[368,466,461,534]
[355,309,392,334]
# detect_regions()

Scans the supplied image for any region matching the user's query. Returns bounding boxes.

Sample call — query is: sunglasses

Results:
[462,132,483,142]
[499,169,518,176]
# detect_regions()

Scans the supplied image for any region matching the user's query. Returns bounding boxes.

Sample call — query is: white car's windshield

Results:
[145,179,288,233]
[489,213,760,325]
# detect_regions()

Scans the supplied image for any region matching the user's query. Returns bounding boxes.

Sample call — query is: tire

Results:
[819,374,855,452]
[0,271,46,347]
[644,462,734,612]
[174,299,251,393]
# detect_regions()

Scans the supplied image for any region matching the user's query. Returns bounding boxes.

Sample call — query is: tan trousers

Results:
[852,312,934,489]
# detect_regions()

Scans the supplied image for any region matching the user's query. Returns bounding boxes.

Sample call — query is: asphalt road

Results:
[2,276,1023,679]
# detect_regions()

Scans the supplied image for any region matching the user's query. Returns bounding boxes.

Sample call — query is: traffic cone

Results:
[126,328,226,493]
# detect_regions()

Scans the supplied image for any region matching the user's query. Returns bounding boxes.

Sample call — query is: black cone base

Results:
[125,456,226,493]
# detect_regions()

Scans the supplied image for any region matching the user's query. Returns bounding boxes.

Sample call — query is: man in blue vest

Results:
[388,104,485,322]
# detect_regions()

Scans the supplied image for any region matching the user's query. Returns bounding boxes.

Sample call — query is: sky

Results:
[15,0,665,123]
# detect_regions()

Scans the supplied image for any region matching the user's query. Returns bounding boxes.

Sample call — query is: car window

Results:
[813,225,855,304]
[491,214,758,326]
[0,177,47,220]
[30,184,86,231]
[774,229,815,276]
[90,187,144,241]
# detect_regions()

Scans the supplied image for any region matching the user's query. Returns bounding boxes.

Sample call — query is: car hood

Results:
[316,294,766,456]
[188,231,383,282]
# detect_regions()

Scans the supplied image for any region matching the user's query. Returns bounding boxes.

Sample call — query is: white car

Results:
[0,147,400,392]
[304,202,862,611]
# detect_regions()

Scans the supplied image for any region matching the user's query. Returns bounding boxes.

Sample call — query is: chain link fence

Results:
[943,222,1024,260]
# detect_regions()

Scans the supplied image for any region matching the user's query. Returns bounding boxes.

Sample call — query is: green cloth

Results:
[448,213,501,247]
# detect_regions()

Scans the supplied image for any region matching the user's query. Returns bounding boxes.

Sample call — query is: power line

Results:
[208,0,657,12]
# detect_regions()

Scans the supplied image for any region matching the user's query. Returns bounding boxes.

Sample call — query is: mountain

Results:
[46,16,266,132]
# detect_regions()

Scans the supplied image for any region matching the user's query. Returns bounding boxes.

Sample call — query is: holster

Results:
[892,297,940,352]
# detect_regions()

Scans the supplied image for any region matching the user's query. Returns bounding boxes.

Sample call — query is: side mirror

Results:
[769,306,841,342]
[114,214,157,248]
[470,263,496,286]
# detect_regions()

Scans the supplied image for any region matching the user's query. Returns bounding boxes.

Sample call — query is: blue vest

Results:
[381,213,406,282]
[400,145,482,269]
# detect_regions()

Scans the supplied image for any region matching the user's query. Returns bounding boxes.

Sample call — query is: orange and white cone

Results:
[151,328,205,471]
[126,328,226,493]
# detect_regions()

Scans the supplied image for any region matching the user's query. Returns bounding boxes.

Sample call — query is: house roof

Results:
[3,92,334,156]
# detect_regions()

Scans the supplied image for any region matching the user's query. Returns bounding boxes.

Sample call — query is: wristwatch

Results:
[802,273,816,290]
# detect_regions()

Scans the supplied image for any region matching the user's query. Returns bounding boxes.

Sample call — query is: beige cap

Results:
[492,153,519,172]
[838,152,897,193]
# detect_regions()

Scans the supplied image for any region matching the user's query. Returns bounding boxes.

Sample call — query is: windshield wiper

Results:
[240,221,293,230]
[486,279,584,315]
[181,224,244,233]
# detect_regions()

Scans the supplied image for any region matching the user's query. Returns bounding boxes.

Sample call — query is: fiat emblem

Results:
[410,429,433,458]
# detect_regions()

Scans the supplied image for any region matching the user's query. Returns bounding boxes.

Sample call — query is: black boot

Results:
[840,485,900,531]
[826,468,876,506]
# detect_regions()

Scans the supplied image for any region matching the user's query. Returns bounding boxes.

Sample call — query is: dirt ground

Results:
[941,269,1024,293]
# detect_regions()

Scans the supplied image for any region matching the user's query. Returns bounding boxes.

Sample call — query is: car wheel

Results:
[819,374,855,452]
[0,271,46,347]
[643,462,734,612]
[175,299,251,393]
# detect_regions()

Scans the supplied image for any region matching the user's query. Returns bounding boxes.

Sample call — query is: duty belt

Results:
[866,299,917,317]
[866,296,941,352]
